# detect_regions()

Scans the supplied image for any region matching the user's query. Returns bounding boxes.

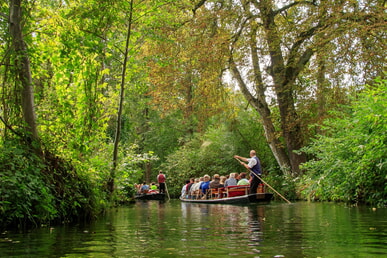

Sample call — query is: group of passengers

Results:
[135,182,159,194]
[135,171,167,195]
[180,172,251,199]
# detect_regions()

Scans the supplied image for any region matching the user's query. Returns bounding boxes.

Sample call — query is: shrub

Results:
[0,141,55,227]
[300,78,387,206]
[0,140,100,228]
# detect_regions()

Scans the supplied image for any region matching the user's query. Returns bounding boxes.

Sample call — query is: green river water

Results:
[1,201,386,257]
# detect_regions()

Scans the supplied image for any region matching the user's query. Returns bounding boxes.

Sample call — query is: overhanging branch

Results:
[192,0,207,14]
[273,0,317,16]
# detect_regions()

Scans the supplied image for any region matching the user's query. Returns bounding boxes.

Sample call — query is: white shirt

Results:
[247,156,258,169]
[181,185,187,197]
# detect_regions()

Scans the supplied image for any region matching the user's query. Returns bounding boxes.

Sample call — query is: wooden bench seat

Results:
[208,188,227,199]
[226,185,250,197]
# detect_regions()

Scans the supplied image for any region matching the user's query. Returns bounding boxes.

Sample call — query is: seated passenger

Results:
[200,175,211,196]
[140,182,150,193]
[186,178,195,198]
[148,182,158,193]
[198,177,204,188]
[234,173,240,182]
[150,182,157,190]
[189,178,200,198]
[209,174,221,188]
[219,176,226,187]
[181,180,190,198]
[224,173,237,187]
[134,183,141,193]
[237,172,250,186]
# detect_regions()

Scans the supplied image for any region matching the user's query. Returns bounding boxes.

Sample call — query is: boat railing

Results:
[186,185,251,200]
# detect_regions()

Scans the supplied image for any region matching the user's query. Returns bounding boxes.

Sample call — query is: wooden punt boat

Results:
[180,193,273,204]
[134,192,166,201]
[179,185,273,205]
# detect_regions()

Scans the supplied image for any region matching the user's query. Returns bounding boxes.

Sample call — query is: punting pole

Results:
[164,182,171,201]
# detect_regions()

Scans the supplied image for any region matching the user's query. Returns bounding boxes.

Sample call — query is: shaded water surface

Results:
[1,201,386,257]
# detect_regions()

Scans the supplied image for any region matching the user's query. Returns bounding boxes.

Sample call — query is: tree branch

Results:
[283,20,327,85]
[273,1,317,16]
[0,114,24,138]
[229,55,255,105]
[192,0,207,15]
[288,22,322,62]
[287,47,315,84]
[229,16,250,51]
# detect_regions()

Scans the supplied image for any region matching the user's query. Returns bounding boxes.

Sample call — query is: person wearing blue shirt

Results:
[140,182,149,193]
[199,174,211,198]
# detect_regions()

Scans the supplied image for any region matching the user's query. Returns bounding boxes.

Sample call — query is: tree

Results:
[7,0,39,144]
[109,0,134,195]
[144,1,232,136]
[191,0,385,175]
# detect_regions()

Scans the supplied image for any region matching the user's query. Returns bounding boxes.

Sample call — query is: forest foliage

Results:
[299,78,387,206]
[0,0,386,228]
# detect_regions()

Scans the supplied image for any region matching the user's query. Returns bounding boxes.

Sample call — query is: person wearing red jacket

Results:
[157,170,166,193]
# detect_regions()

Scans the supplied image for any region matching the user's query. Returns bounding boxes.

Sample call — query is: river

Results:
[1,201,386,257]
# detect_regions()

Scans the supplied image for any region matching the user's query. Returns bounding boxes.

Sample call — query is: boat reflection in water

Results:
[180,201,269,255]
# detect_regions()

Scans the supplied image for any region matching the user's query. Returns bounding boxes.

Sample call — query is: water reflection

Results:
[248,205,265,244]
[1,201,386,257]
[179,202,267,255]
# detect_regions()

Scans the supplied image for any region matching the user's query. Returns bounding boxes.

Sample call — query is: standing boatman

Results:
[157,170,166,193]
[234,150,262,194]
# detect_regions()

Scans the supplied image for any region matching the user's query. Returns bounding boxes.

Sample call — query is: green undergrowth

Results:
[0,140,102,229]
[298,78,387,207]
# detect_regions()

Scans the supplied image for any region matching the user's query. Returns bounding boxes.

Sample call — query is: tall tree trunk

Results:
[9,0,39,142]
[1,51,10,139]
[228,8,297,174]
[145,162,151,184]
[109,0,133,195]
[276,86,306,175]
[257,0,307,175]
[229,56,292,174]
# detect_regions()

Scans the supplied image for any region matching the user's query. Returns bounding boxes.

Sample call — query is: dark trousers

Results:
[250,176,261,194]
[159,183,165,193]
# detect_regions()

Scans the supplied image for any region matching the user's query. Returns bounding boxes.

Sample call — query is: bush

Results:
[0,141,55,227]
[300,78,387,206]
[0,140,100,229]
[264,169,298,201]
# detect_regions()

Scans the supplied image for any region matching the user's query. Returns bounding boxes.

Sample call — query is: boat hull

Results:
[179,193,273,205]
[135,193,166,201]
